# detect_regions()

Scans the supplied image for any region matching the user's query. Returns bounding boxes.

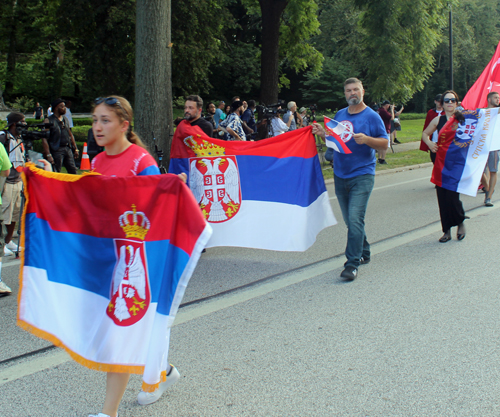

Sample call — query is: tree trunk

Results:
[135,0,173,169]
[53,42,65,98]
[258,0,288,105]
[0,84,8,111]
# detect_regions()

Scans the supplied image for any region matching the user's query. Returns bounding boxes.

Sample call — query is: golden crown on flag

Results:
[184,135,225,157]
[119,205,150,240]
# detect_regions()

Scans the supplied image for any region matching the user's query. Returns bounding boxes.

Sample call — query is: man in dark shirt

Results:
[33,102,43,120]
[184,95,214,137]
[205,102,217,137]
[377,100,393,164]
[241,100,257,138]
[43,98,79,173]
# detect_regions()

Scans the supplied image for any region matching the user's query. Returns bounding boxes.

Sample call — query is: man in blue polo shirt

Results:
[312,77,388,281]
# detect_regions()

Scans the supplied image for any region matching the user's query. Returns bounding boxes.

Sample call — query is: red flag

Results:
[462,41,500,109]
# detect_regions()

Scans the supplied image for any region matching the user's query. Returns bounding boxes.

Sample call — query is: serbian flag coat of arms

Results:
[431,108,500,196]
[18,165,212,392]
[169,121,336,251]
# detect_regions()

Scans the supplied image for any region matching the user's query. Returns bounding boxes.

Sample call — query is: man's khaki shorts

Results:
[1,181,22,225]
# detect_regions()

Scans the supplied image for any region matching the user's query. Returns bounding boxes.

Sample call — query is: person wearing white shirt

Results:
[270,116,290,136]
[282,101,297,131]
[65,100,74,128]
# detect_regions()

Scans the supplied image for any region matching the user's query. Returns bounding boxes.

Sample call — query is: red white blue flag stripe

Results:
[432,108,500,196]
[18,166,211,392]
[324,117,351,154]
[169,121,337,251]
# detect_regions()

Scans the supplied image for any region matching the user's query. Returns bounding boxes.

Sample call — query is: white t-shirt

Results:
[432,110,443,142]
[271,117,289,136]
[65,108,74,128]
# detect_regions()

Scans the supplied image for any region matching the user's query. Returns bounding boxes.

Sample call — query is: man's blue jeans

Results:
[334,174,374,268]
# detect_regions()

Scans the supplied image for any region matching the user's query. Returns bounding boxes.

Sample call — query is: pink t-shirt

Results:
[91,144,160,177]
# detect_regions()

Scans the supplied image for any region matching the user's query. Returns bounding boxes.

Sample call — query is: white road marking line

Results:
[0,203,496,385]
[0,351,70,386]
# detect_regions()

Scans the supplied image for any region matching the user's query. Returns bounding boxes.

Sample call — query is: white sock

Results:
[0,261,3,282]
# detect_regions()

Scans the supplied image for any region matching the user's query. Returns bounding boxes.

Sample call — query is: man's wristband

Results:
[45,154,52,158]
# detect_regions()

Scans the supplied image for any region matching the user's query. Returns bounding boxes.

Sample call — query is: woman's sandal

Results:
[439,233,451,243]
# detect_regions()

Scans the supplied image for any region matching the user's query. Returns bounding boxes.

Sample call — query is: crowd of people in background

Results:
[174,95,313,141]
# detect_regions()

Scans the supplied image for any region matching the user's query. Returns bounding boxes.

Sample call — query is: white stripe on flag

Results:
[205,192,336,251]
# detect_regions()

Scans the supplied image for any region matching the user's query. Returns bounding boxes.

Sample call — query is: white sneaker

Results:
[88,413,116,417]
[3,246,14,257]
[137,366,180,405]
[6,241,19,251]
[0,281,12,294]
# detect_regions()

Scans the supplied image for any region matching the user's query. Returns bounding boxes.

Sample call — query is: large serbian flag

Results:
[18,165,211,392]
[324,117,351,154]
[169,121,336,251]
[431,108,500,196]
[462,41,500,110]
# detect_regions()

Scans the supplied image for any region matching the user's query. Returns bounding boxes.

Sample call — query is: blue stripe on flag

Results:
[441,145,468,192]
[24,213,190,313]
[171,155,325,207]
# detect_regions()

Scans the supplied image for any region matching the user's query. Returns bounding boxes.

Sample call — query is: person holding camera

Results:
[43,98,79,173]
[241,100,257,138]
[0,112,26,257]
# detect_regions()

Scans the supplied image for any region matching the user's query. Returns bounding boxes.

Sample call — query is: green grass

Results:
[376,149,431,171]
[319,148,431,179]
[393,119,425,144]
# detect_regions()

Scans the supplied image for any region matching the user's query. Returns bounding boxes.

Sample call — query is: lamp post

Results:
[449,4,453,90]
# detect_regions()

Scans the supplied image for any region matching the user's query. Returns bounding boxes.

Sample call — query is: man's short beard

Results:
[346,97,362,106]
[184,113,196,121]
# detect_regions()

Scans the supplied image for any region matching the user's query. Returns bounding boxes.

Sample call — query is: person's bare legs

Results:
[378,148,387,163]
[488,172,497,199]
[5,223,16,245]
[102,372,130,417]
[481,171,489,191]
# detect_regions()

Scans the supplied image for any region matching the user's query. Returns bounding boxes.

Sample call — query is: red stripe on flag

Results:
[22,168,207,255]
[170,121,318,159]
[431,117,457,187]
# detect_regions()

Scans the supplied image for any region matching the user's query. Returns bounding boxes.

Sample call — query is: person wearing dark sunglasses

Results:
[421,90,466,242]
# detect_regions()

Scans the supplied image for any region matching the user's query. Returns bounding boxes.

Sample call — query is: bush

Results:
[72,126,92,142]
[73,118,93,126]
[6,96,34,113]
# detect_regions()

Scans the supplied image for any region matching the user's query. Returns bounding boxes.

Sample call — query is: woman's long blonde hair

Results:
[93,95,148,150]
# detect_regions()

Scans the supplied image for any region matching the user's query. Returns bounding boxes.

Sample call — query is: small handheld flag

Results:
[323,117,351,154]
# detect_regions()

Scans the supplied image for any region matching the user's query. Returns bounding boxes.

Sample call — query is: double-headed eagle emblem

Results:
[184,137,242,223]
[107,205,151,326]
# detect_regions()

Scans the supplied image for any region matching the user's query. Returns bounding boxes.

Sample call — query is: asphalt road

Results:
[2,164,500,416]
